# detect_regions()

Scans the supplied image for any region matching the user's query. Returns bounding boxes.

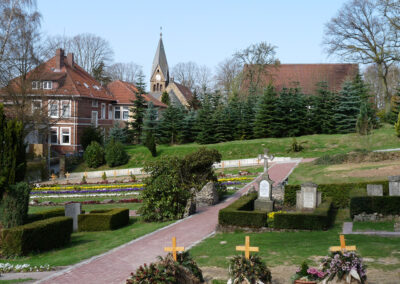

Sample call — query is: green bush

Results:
[80,126,103,150]
[27,208,65,223]
[84,141,105,168]
[0,182,30,228]
[350,196,400,218]
[274,199,335,230]
[78,208,129,231]
[284,180,389,208]
[105,139,129,167]
[1,216,73,256]
[229,255,272,284]
[218,193,268,228]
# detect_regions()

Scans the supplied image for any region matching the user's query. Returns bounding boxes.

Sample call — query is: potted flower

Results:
[320,251,367,283]
[292,261,326,284]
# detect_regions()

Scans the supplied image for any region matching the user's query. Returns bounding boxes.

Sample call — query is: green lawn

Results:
[353,221,395,232]
[28,202,142,214]
[73,124,399,172]
[0,217,173,267]
[0,279,34,284]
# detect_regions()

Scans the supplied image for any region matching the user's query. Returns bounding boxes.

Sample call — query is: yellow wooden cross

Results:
[65,172,70,179]
[164,237,185,261]
[113,170,117,178]
[84,172,88,178]
[236,236,259,259]
[51,173,57,181]
[330,235,356,252]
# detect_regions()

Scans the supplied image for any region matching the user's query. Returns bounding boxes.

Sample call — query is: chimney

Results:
[67,53,74,68]
[56,48,64,70]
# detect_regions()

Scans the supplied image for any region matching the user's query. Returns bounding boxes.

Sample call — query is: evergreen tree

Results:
[352,73,378,128]
[236,95,256,140]
[180,110,198,143]
[356,102,372,135]
[188,91,202,110]
[161,91,170,106]
[227,93,242,140]
[395,112,400,137]
[145,132,157,157]
[334,81,362,134]
[92,61,111,86]
[130,71,147,143]
[158,105,185,144]
[253,85,279,138]
[213,106,234,142]
[142,102,159,142]
[313,82,338,134]
[107,123,129,144]
[196,95,217,144]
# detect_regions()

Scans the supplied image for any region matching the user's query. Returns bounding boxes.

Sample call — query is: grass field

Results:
[0,217,173,267]
[0,279,34,284]
[72,124,399,172]
[353,221,395,232]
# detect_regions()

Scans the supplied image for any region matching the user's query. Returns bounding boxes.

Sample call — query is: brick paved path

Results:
[38,162,298,284]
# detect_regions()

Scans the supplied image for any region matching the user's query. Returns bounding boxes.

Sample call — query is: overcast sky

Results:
[38,0,348,82]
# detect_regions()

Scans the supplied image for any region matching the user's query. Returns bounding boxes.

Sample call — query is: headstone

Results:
[65,203,82,232]
[254,172,274,212]
[296,182,320,210]
[388,176,400,196]
[367,184,383,196]
[394,222,400,232]
[195,182,219,207]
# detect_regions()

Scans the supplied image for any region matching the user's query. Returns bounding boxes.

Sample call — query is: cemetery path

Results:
[37,162,299,284]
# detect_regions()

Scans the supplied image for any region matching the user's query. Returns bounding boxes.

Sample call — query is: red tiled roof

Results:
[243,64,359,95]
[107,80,167,108]
[174,82,193,102]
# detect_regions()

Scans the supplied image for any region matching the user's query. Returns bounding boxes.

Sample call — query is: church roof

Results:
[151,36,169,80]
[174,82,193,103]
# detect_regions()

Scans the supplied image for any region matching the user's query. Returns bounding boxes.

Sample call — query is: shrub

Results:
[284,180,389,208]
[395,112,400,137]
[84,141,105,168]
[274,199,335,230]
[102,172,107,181]
[0,182,30,228]
[107,123,129,144]
[1,216,73,256]
[27,208,65,223]
[229,255,272,284]
[350,196,400,218]
[78,208,129,231]
[218,193,268,228]
[105,139,129,167]
[144,132,157,157]
[80,126,103,150]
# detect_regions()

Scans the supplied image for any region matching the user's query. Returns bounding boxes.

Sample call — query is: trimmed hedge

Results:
[284,180,389,208]
[274,199,335,230]
[78,208,129,231]
[1,216,73,256]
[350,196,400,218]
[218,193,268,228]
[27,208,65,223]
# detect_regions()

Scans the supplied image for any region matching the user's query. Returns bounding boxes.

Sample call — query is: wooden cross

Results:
[236,236,259,259]
[65,172,70,179]
[164,237,185,261]
[330,235,356,252]
[113,170,117,178]
[258,148,274,173]
[51,173,57,181]
[84,172,88,178]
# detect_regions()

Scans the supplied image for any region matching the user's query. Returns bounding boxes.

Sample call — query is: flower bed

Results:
[0,263,52,273]
[33,183,145,191]
[31,187,144,195]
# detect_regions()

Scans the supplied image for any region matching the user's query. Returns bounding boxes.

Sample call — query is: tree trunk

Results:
[377,64,391,114]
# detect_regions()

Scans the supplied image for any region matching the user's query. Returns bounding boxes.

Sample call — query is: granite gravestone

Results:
[367,184,383,196]
[389,176,400,196]
[254,172,274,212]
[296,183,321,210]
[65,203,82,232]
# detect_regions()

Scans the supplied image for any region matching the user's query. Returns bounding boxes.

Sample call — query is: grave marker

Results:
[329,235,356,252]
[65,203,82,232]
[51,173,57,181]
[367,184,383,196]
[388,176,400,196]
[65,172,70,180]
[164,237,184,261]
[296,183,321,210]
[254,149,274,212]
[236,236,259,259]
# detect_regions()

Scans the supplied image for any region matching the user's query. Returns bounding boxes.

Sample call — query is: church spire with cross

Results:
[150,27,169,93]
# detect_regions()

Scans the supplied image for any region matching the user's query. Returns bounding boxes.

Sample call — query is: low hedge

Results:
[218,193,268,228]
[27,208,65,223]
[350,196,400,218]
[78,208,129,231]
[284,180,389,208]
[274,199,335,230]
[1,216,73,256]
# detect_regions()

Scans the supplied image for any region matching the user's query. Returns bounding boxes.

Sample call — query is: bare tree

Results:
[234,42,278,95]
[196,65,214,96]
[215,56,243,98]
[171,61,199,91]
[323,0,399,113]
[379,0,400,31]
[106,62,142,84]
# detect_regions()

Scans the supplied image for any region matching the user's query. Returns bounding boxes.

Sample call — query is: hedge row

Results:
[350,196,400,218]
[218,193,268,228]
[1,216,73,256]
[274,199,335,230]
[27,208,65,223]
[284,180,389,208]
[78,208,129,231]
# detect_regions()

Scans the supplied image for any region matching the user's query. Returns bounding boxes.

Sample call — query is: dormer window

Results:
[43,81,53,90]
[31,81,40,90]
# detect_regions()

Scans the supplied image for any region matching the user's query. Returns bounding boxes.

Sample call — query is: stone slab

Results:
[65,203,82,232]
[254,199,274,212]
[389,181,400,196]
[367,184,383,196]
[388,175,400,182]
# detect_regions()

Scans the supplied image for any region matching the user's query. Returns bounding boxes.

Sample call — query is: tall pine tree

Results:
[130,71,146,143]
[334,81,361,134]
[253,85,279,138]
[158,105,185,144]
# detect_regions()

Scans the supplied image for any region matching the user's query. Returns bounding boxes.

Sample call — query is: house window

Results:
[123,107,129,120]
[42,81,52,90]
[48,100,59,118]
[32,81,40,90]
[32,100,42,113]
[108,105,112,119]
[114,106,121,120]
[91,111,98,127]
[101,103,106,119]
[50,127,58,144]
[92,100,98,107]
[61,100,71,118]
[60,127,71,145]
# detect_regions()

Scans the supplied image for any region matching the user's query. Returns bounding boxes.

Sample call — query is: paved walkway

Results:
[342,222,400,237]
[37,162,298,284]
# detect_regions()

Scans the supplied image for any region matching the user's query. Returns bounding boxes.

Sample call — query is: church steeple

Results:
[150,29,169,94]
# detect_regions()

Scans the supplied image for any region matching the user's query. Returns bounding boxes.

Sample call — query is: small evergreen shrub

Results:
[105,139,129,167]
[229,255,272,284]
[80,126,103,150]
[0,182,30,228]
[350,196,400,218]
[102,172,107,181]
[78,208,129,231]
[84,141,105,168]
[144,132,157,157]
[107,124,129,144]
[1,216,73,256]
